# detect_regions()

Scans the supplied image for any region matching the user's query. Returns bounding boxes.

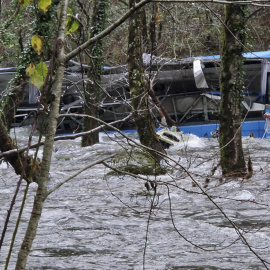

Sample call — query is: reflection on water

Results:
[1,130,270,269]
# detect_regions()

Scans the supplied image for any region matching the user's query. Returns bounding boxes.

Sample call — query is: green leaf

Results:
[66,8,79,35]
[36,62,48,78]
[27,62,48,89]
[38,0,52,12]
[19,0,32,8]
[26,62,35,77]
[66,17,79,35]
[30,73,45,89]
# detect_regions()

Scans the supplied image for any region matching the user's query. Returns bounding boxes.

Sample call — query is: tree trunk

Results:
[128,0,165,161]
[81,0,109,147]
[0,117,38,183]
[15,2,69,268]
[141,3,161,55]
[148,3,160,55]
[219,3,247,176]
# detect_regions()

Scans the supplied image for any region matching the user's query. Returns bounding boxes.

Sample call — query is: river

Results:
[1,127,270,270]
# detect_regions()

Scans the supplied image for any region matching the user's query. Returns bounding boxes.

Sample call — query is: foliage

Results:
[19,0,52,11]
[31,35,43,55]
[66,8,80,35]
[26,61,48,89]
[1,1,270,67]
[38,0,52,12]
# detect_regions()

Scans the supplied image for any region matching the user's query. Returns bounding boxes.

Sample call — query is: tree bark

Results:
[219,3,247,176]
[0,117,37,183]
[15,1,69,268]
[128,0,165,162]
[81,0,109,147]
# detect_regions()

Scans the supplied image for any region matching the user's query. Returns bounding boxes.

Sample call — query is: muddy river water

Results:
[1,128,270,269]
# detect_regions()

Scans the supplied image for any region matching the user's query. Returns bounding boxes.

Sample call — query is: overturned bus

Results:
[0,50,269,136]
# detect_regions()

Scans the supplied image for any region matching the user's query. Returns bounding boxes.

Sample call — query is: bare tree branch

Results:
[65,0,153,61]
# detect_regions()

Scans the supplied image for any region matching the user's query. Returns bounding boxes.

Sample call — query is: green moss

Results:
[108,149,168,176]
[118,163,167,175]
[136,191,162,197]
[55,156,71,161]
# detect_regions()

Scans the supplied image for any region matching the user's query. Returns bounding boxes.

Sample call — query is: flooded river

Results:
[1,128,270,269]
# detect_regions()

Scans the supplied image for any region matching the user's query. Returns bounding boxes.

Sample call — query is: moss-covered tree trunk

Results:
[81,0,109,147]
[219,3,247,176]
[128,0,165,161]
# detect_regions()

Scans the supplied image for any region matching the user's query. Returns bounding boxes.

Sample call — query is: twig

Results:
[4,184,29,269]
[46,154,116,197]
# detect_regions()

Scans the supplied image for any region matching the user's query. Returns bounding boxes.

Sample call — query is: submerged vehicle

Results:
[0,51,270,136]
[157,126,185,148]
